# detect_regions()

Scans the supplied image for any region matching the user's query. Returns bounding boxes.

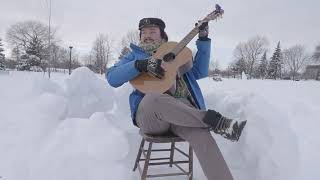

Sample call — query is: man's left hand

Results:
[198,22,209,40]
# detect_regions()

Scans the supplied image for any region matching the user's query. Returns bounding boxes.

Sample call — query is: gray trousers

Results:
[136,93,234,180]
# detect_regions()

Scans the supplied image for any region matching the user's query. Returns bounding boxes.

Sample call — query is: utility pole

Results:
[48,0,52,78]
[69,46,73,75]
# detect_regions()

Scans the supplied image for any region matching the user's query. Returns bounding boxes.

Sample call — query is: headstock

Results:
[197,4,224,28]
[207,4,224,21]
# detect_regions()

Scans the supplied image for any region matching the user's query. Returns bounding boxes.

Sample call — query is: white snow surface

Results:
[0,67,319,180]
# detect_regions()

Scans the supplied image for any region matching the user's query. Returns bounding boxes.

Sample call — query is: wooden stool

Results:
[133,130,193,180]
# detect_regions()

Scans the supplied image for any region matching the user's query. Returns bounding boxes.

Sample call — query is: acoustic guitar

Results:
[130,4,224,93]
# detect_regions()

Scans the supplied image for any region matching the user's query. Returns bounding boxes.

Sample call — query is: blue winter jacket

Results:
[106,39,211,126]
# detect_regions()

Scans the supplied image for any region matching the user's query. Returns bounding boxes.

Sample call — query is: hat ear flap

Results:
[161,29,168,42]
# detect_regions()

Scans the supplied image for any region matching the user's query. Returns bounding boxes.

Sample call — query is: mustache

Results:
[143,38,155,43]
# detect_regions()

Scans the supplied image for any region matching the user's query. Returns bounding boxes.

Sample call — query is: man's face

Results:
[140,26,162,43]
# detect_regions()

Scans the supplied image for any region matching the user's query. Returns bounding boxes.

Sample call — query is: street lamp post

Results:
[69,46,73,75]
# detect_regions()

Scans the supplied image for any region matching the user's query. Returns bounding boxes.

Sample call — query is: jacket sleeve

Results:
[190,39,211,80]
[106,52,140,88]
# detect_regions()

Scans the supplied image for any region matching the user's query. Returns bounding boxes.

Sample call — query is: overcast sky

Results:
[0,0,319,68]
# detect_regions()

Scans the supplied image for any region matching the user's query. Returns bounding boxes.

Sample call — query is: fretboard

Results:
[171,26,199,56]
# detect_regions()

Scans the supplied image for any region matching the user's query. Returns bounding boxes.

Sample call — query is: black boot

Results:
[203,109,247,142]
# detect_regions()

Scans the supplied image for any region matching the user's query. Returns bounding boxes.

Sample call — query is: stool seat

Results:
[139,130,185,143]
[133,130,193,180]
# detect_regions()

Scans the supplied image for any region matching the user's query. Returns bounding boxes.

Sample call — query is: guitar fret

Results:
[172,27,199,55]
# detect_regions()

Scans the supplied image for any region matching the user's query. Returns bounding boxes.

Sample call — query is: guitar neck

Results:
[171,26,199,56]
[165,4,223,58]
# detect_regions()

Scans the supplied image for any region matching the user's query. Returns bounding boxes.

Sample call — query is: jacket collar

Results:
[129,43,147,55]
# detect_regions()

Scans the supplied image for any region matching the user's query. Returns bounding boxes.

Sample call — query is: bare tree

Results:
[209,58,220,76]
[70,49,81,69]
[82,51,94,66]
[50,44,75,71]
[229,57,246,78]
[6,20,57,70]
[210,59,220,71]
[92,33,114,74]
[51,43,60,71]
[120,30,140,48]
[312,44,320,62]
[56,47,69,69]
[233,36,269,78]
[118,30,139,59]
[283,45,311,80]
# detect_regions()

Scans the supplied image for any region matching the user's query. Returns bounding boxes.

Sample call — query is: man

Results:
[106,17,246,180]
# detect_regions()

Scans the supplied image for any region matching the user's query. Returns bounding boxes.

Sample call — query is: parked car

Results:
[282,76,291,80]
[212,74,222,81]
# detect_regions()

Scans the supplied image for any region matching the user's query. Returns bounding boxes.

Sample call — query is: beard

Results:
[139,39,166,55]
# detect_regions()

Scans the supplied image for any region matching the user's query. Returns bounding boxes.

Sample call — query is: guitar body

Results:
[130,41,193,93]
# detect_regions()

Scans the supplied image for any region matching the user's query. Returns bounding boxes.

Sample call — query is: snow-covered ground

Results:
[0,67,319,180]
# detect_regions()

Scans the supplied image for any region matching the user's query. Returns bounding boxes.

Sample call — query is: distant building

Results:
[304,65,320,80]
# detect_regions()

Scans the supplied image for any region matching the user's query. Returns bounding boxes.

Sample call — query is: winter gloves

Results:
[134,59,148,72]
[134,57,165,79]
[203,109,247,142]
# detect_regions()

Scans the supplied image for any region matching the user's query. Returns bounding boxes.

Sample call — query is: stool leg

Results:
[169,141,175,167]
[141,142,153,180]
[189,145,193,180]
[133,139,145,171]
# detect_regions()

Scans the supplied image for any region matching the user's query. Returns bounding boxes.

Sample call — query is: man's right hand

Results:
[134,57,165,79]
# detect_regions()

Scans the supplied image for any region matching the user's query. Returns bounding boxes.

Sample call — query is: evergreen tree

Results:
[16,54,31,71]
[258,51,268,79]
[0,38,6,70]
[25,36,46,69]
[235,58,247,75]
[268,41,283,79]
[0,60,5,70]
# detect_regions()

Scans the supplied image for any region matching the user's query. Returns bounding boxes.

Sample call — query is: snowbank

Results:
[1,69,319,180]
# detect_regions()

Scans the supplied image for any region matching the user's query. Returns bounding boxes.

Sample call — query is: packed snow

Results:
[0,67,319,180]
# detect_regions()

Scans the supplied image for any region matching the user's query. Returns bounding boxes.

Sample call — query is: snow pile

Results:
[0,68,130,180]
[1,69,319,180]
[27,112,130,180]
[199,79,320,180]
[63,67,115,118]
[203,87,299,180]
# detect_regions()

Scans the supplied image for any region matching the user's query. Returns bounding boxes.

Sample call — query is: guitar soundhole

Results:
[163,52,176,62]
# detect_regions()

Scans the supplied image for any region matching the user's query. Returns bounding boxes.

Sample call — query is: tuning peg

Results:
[215,4,221,11]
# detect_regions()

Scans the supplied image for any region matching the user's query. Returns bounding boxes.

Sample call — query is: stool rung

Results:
[143,148,171,152]
[148,160,189,166]
[139,157,170,161]
[147,172,188,178]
